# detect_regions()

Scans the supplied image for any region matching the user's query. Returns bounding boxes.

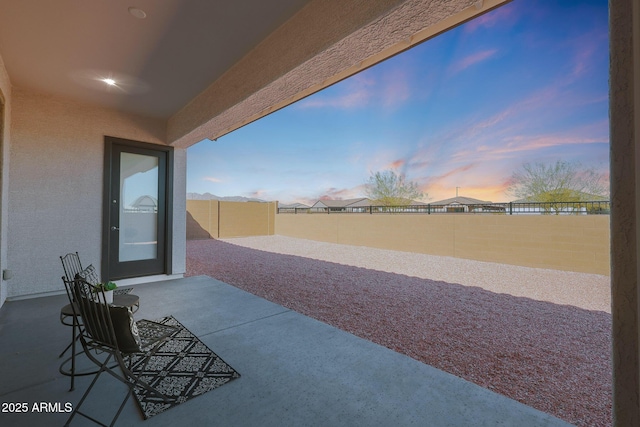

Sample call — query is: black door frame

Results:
[102,136,174,281]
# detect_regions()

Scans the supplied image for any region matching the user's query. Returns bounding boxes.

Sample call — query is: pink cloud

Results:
[506,135,603,153]
[297,66,412,111]
[300,89,370,109]
[464,4,518,34]
[571,46,592,78]
[298,74,374,109]
[316,184,368,201]
[426,182,511,203]
[381,68,411,109]
[567,33,606,81]
[419,164,477,194]
[203,176,223,183]
[449,49,498,74]
[442,84,583,161]
[486,120,609,157]
[422,162,514,202]
[386,159,405,170]
[433,164,476,181]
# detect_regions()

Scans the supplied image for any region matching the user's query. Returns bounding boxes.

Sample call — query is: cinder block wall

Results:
[186,200,275,239]
[275,214,610,276]
[187,200,218,239]
[219,202,275,238]
[186,202,610,275]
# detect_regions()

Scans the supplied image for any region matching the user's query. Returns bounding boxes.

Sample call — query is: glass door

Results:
[118,152,159,262]
[103,137,171,280]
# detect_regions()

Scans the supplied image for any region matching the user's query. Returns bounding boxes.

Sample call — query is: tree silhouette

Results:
[507,160,608,214]
[365,170,425,206]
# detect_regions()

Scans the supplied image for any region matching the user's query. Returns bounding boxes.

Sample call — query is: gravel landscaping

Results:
[186,235,612,426]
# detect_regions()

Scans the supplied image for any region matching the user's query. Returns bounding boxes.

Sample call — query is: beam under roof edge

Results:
[168,0,510,149]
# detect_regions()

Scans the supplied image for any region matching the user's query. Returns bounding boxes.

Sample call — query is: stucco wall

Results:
[172,148,187,276]
[186,200,276,239]
[276,214,611,275]
[219,201,275,238]
[187,200,218,239]
[0,53,11,307]
[609,0,640,422]
[7,88,175,298]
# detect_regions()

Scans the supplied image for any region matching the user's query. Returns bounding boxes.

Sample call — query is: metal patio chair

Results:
[59,252,87,391]
[63,276,177,427]
[59,253,140,391]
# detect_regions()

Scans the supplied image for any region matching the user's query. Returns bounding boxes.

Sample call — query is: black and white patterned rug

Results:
[130,316,240,419]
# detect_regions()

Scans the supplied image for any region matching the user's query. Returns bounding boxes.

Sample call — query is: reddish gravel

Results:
[186,239,612,427]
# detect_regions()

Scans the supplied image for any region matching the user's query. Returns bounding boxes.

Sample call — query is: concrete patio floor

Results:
[0,276,572,426]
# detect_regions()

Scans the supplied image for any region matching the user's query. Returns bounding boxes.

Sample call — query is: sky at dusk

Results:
[186,0,609,204]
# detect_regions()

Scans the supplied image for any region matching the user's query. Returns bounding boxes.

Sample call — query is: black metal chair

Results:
[63,276,177,427]
[59,252,87,391]
[59,253,140,391]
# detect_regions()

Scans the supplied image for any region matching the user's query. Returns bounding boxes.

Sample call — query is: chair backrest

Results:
[69,277,118,349]
[61,253,102,304]
[60,252,83,282]
[67,277,142,354]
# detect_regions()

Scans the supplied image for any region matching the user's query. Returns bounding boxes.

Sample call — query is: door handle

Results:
[111,226,120,231]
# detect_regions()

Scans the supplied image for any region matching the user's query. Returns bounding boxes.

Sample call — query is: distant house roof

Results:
[311,198,372,208]
[131,195,158,209]
[278,202,310,209]
[430,196,492,205]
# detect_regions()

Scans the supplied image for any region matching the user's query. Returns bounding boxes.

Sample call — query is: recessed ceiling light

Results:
[71,69,150,94]
[128,7,147,19]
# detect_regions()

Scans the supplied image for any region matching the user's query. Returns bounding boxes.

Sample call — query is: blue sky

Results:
[187,0,609,204]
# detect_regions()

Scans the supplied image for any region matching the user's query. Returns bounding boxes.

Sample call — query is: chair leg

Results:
[122,343,174,402]
[121,365,171,402]
[58,315,79,358]
[59,317,79,391]
[58,340,72,358]
[64,353,112,427]
[65,351,162,427]
[69,320,76,391]
[109,387,135,427]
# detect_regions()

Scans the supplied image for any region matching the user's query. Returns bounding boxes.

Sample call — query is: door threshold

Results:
[114,273,184,287]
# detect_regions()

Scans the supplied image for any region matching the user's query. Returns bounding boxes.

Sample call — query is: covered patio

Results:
[0,275,569,426]
[0,0,639,425]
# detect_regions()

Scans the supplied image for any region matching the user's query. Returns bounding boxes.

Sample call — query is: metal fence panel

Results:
[277,201,611,215]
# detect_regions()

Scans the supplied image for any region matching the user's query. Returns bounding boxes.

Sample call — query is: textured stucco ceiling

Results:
[0,0,311,118]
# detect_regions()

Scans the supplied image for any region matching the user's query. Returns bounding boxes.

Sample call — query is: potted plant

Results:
[93,281,117,304]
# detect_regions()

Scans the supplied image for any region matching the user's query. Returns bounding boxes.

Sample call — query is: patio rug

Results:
[130,316,240,419]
